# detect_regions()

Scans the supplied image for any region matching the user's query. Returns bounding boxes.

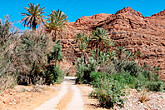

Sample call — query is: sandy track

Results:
[34,77,84,110]
[65,85,84,110]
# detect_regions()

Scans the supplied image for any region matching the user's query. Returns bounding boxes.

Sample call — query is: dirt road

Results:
[34,77,84,110]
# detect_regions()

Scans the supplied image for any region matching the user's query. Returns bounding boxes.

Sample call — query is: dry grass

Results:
[137,89,150,103]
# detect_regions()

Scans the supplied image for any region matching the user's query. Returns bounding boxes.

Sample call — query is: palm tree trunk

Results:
[53,30,58,42]
[98,45,101,57]
[83,53,86,64]
[96,44,98,61]
[55,31,58,41]
[32,20,36,30]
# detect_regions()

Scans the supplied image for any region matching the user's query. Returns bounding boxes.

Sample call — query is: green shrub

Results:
[76,57,97,84]
[145,81,165,92]
[14,31,64,85]
[90,72,105,83]
[14,31,51,85]
[45,65,63,84]
[90,75,125,108]
[47,40,64,64]
[112,60,142,77]
[0,28,64,86]
[0,15,11,46]
[46,40,64,84]
[109,72,138,89]
[141,69,159,81]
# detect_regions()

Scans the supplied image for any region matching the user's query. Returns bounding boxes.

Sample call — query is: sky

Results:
[0,0,165,30]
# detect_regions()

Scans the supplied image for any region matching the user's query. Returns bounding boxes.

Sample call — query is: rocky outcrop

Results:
[62,7,165,80]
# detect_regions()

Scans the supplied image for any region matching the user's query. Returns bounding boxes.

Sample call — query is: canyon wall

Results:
[62,7,165,79]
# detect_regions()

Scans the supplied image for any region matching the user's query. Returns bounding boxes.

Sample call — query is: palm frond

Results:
[20,3,45,30]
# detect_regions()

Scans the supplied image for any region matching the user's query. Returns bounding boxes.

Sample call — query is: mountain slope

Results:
[63,7,165,80]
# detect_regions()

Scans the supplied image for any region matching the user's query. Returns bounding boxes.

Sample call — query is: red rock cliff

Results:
[62,7,165,80]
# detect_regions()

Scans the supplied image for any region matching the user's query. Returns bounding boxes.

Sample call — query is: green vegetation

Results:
[0,3,67,90]
[90,73,125,108]
[75,28,165,108]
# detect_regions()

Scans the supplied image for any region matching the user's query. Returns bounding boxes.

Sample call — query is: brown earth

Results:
[61,7,165,80]
[0,85,61,110]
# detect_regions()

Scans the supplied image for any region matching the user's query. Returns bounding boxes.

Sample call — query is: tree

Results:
[45,10,68,41]
[75,33,89,63]
[0,15,10,46]
[20,3,45,30]
[90,28,113,58]
[75,33,90,44]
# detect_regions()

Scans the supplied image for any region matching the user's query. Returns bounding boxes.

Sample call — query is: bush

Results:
[15,31,64,85]
[46,40,64,84]
[14,31,52,85]
[90,74,125,108]
[89,70,165,108]
[110,59,142,77]
[76,57,97,84]
[0,73,17,90]
[90,72,106,83]
[145,81,165,92]
[47,40,64,64]
[109,72,138,89]
[45,65,64,84]
[0,16,18,90]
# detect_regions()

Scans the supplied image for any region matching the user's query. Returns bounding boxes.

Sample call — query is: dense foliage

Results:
[75,28,165,108]
[15,31,64,85]
[0,6,67,89]
[90,72,125,108]
[0,17,18,90]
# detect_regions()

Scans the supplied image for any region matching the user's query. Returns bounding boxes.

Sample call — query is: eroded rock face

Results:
[62,7,165,80]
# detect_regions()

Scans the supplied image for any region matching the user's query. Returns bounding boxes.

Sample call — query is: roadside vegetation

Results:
[75,28,165,108]
[0,3,67,90]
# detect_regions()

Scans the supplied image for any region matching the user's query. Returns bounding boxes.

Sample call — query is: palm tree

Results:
[75,33,90,44]
[20,3,45,30]
[90,28,113,57]
[75,33,89,63]
[45,10,68,41]
[79,43,88,63]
